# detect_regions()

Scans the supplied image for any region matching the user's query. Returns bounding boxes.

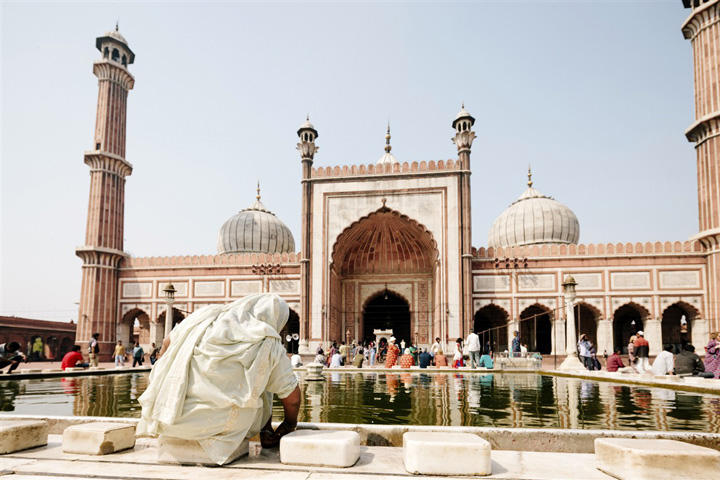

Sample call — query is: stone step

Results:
[41,369,63,373]
[0,420,49,454]
[19,369,41,373]
[63,367,86,372]
[595,438,720,480]
[62,422,136,455]
[280,430,360,467]
[158,435,249,466]
[403,432,491,476]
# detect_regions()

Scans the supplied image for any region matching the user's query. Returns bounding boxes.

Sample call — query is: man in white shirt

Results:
[290,353,302,368]
[651,344,675,376]
[466,330,481,369]
[430,337,441,365]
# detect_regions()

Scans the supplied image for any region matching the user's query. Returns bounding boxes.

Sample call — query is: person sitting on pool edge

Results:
[0,342,26,374]
[61,345,90,370]
[137,293,301,465]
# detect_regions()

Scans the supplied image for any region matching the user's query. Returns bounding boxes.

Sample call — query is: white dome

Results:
[488,183,579,249]
[217,196,295,255]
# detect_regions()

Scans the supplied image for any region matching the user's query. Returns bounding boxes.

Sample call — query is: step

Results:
[0,420,48,454]
[280,430,360,467]
[403,432,491,476]
[595,438,720,480]
[158,435,248,466]
[62,422,136,455]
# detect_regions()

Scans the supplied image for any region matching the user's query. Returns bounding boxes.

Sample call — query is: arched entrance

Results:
[574,303,599,346]
[662,303,695,353]
[474,304,508,354]
[613,303,647,353]
[331,206,438,347]
[121,308,150,346]
[363,291,411,345]
[519,305,552,354]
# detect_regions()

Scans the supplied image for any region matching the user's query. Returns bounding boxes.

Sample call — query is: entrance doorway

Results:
[363,292,411,346]
[519,305,552,354]
[473,305,508,354]
[613,304,645,353]
[662,303,693,353]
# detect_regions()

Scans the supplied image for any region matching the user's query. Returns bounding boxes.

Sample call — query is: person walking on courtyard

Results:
[704,332,720,378]
[633,331,650,373]
[61,345,89,370]
[0,342,25,374]
[400,339,406,352]
[651,344,675,376]
[452,338,464,368]
[31,337,44,361]
[384,337,400,368]
[114,341,125,367]
[88,333,100,367]
[627,335,637,367]
[149,343,161,365]
[338,341,349,365]
[512,331,521,357]
[675,344,714,378]
[132,343,145,367]
[578,334,592,370]
[466,329,481,369]
[368,341,376,366]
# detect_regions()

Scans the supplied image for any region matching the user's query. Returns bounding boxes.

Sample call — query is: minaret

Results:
[452,105,476,334]
[75,25,135,358]
[682,0,720,333]
[297,116,318,354]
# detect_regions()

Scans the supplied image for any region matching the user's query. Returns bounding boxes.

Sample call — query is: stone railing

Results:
[311,159,465,179]
[495,352,542,370]
[472,241,703,259]
[122,252,301,268]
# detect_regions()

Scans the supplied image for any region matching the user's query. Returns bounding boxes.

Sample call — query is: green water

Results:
[1,372,717,432]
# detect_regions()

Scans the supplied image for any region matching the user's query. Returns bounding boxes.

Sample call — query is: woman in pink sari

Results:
[704,332,720,379]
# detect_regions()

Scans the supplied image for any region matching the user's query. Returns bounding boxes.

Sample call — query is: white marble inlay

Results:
[270,279,300,293]
[518,274,555,292]
[473,275,510,292]
[122,282,151,298]
[611,272,650,290]
[230,280,262,297]
[659,271,700,289]
[573,273,602,290]
[194,281,224,297]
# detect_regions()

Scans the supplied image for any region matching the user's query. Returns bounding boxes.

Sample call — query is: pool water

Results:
[1,372,717,432]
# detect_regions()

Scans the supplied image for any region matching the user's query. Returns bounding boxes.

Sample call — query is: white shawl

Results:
[137,293,298,464]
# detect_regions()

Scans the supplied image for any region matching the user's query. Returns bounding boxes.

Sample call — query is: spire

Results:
[385,122,392,153]
[115,21,119,31]
[527,165,533,188]
[256,180,261,201]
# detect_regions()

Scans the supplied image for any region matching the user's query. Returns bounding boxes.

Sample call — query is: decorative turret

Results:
[452,103,477,154]
[297,116,319,163]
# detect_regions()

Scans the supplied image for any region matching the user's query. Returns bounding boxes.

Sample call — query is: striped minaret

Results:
[682,0,720,333]
[76,25,135,359]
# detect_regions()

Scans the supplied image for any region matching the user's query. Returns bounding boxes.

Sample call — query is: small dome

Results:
[487,174,579,249]
[104,28,129,46]
[217,189,295,255]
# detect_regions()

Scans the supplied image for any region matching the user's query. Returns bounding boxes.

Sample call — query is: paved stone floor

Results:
[0,435,613,479]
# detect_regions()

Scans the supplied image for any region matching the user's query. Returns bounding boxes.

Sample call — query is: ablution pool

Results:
[1,371,717,432]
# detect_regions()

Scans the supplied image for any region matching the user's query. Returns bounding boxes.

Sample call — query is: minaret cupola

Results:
[96,23,135,67]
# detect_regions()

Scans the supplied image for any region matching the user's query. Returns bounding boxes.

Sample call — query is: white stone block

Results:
[403,432,491,476]
[89,367,105,371]
[63,367,85,372]
[62,422,136,455]
[20,369,41,373]
[158,435,248,466]
[41,369,63,373]
[280,430,360,467]
[0,420,48,454]
[595,438,720,480]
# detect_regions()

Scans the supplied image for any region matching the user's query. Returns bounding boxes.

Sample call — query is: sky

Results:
[1,1,698,322]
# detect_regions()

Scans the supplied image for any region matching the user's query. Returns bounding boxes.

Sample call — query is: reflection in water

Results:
[0,372,718,432]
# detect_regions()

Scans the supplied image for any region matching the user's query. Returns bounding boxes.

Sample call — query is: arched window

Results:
[122,55,127,66]
[111,48,120,62]
[103,47,109,59]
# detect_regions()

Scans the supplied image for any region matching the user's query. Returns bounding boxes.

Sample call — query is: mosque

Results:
[76,1,720,360]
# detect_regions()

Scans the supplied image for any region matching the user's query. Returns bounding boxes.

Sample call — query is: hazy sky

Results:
[2,1,698,322]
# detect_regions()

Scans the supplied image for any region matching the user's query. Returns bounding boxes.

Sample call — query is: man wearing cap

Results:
[633,331,650,373]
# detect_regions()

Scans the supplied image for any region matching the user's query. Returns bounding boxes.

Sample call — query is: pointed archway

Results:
[363,291,411,345]
[574,302,599,346]
[613,303,648,353]
[474,304,508,354]
[519,304,553,354]
[662,303,696,352]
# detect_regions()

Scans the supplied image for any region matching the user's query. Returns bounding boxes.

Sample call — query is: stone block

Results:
[63,367,85,372]
[20,369,41,373]
[62,422,136,455]
[403,432,491,476]
[0,420,49,454]
[595,438,720,480]
[41,369,63,373]
[158,435,248,466]
[280,430,360,467]
[89,367,105,371]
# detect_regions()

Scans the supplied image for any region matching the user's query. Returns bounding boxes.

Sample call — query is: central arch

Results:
[613,303,648,352]
[474,304,508,354]
[330,206,439,346]
[519,304,553,354]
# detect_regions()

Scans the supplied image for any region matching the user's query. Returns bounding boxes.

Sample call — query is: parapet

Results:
[121,252,301,268]
[311,159,464,179]
[472,240,704,259]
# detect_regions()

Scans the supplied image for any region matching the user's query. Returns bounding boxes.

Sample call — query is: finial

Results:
[115,21,119,31]
[385,122,392,153]
[527,165,533,188]
[381,197,387,207]
[461,101,465,109]
[256,181,261,201]
[306,114,309,121]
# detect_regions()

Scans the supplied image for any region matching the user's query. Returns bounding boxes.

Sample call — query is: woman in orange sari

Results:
[384,337,400,368]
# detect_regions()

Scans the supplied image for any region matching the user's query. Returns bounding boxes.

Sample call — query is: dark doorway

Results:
[574,303,598,346]
[662,304,692,353]
[474,305,508,354]
[520,306,552,354]
[280,309,300,353]
[613,305,644,353]
[363,292,411,346]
